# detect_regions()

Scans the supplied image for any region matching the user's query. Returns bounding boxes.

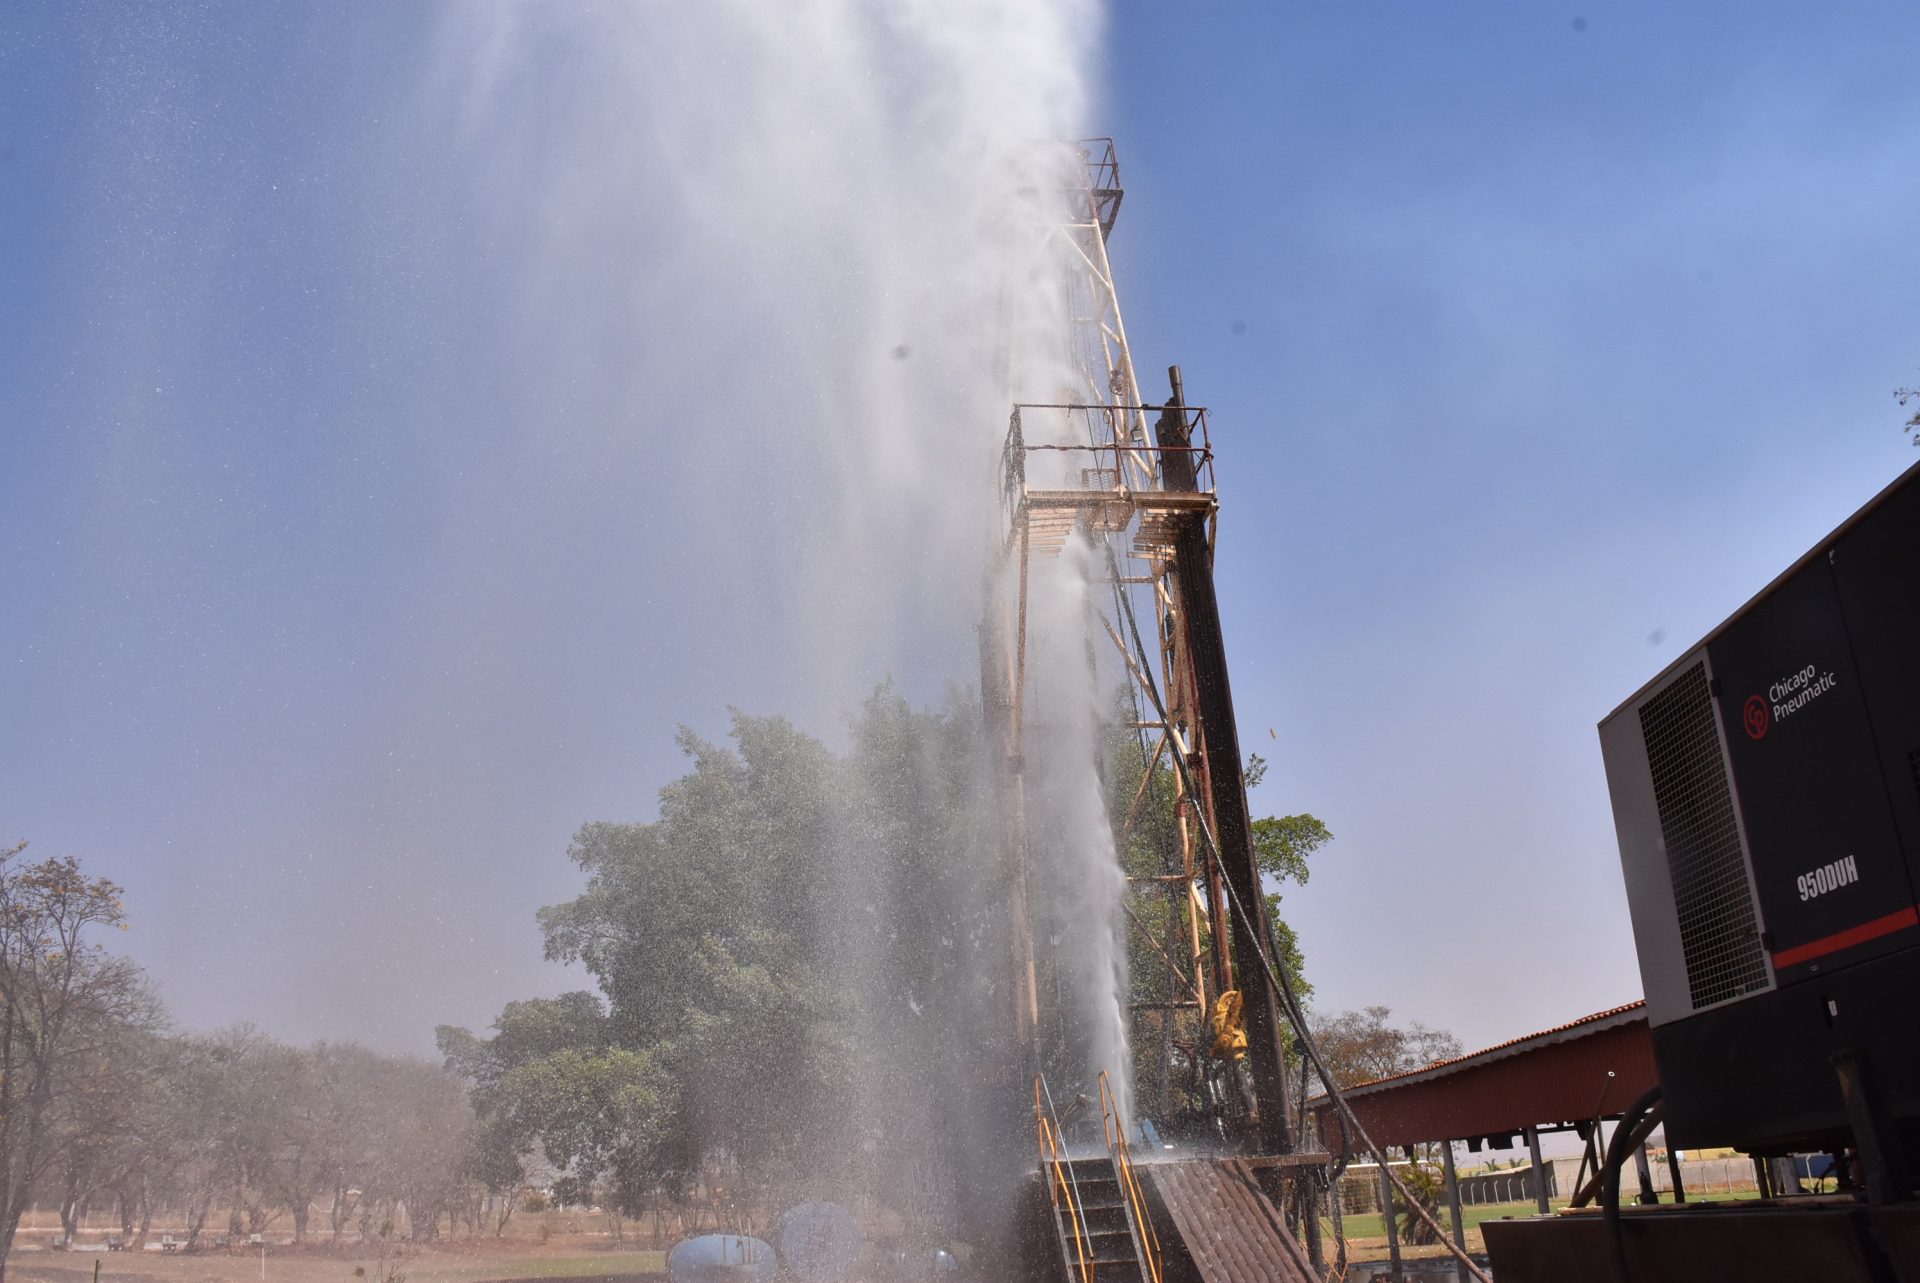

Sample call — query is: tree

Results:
[152,1027,272,1249]
[1249,815,1333,888]
[447,693,1005,1228]
[365,1059,474,1241]
[1244,757,1333,1005]
[446,715,856,1211]
[42,1017,163,1246]
[0,843,150,1279]
[497,1047,671,1216]
[1308,1005,1463,1092]
[527,716,855,1194]
[438,993,615,1226]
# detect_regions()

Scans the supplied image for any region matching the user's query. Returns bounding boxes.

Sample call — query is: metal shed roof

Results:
[1311,1001,1656,1154]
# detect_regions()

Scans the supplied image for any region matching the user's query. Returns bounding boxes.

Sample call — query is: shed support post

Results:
[1377,1163,1402,1281]
[1634,1143,1658,1205]
[1441,1141,1466,1250]
[1667,1147,1687,1203]
[1525,1127,1550,1214]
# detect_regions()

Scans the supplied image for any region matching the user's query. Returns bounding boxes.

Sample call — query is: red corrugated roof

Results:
[1340,1000,1648,1096]
[1309,1000,1657,1151]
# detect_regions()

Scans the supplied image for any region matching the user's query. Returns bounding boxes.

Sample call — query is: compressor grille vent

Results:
[1639,662,1770,1009]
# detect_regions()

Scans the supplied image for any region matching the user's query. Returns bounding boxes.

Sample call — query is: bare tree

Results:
[1307,1005,1463,1092]
[0,843,148,1279]
[45,1018,165,1246]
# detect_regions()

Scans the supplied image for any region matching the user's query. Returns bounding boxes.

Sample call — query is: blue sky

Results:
[3,2,1918,1058]
[1106,1,1920,1048]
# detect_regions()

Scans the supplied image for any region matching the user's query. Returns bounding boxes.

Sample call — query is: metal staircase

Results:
[1034,1074,1163,1283]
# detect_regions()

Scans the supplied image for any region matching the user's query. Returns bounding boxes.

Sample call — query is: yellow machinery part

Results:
[1209,989,1246,1061]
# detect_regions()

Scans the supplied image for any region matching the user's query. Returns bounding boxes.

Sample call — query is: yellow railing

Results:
[1098,1072,1164,1283]
[1035,1075,1095,1283]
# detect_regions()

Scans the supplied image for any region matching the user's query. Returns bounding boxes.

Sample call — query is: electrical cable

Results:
[1099,536,1495,1283]
[1601,1085,1662,1283]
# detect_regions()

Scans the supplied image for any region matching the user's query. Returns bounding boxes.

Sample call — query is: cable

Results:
[1099,536,1494,1283]
[1601,1085,1661,1283]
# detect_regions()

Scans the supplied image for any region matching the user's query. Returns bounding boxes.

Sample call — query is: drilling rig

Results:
[978,140,1329,1283]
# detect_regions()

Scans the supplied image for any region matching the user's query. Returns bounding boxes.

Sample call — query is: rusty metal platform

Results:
[1139,1159,1316,1283]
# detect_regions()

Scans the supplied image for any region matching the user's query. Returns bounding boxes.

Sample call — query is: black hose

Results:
[1602,1084,1662,1283]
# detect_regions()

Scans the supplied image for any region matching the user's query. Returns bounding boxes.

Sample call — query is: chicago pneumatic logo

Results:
[1746,662,1839,741]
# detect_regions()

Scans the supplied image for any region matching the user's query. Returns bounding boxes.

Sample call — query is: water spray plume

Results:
[428,0,1138,1242]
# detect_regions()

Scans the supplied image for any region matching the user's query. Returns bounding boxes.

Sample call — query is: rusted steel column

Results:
[1154,365,1292,1155]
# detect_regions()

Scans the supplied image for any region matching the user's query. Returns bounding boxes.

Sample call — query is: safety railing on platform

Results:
[1035,1075,1095,1283]
[1074,138,1124,236]
[1097,1072,1164,1283]
[1001,403,1215,516]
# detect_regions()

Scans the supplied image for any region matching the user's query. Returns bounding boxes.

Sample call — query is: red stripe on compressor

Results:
[1771,905,1920,970]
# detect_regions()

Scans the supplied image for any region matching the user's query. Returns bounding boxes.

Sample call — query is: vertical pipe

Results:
[982,534,1038,1066]
[1155,1004,1172,1119]
[1441,1141,1466,1249]
[1295,1049,1323,1272]
[1301,1174,1323,1274]
[1633,1145,1657,1205]
[1010,522,1039,1046]
[1526,1127,1550,1214]
[1666,1148,1687,1204]
[1377,1163,1402,1281]
[1329,1169,1348,1279]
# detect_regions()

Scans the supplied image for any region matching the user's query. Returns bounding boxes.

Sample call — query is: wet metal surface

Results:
[1142,1160,1316,1283]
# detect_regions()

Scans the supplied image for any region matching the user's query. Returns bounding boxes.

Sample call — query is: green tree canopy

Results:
[443,692,1000,1214]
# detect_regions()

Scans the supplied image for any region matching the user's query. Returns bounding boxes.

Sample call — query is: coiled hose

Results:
[1601,1084,1663,1283]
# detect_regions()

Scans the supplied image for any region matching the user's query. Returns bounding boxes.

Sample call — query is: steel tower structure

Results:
[980,140,1297,1157]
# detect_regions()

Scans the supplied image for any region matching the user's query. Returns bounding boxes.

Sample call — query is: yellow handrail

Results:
[1036,1075,1095,1283]
[1098,1072,1164,1283]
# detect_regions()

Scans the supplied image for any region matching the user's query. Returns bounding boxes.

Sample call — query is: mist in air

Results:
[3,0,1144,1120]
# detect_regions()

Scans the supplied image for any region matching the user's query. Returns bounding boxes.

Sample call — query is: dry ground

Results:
[7,1213,670,1283]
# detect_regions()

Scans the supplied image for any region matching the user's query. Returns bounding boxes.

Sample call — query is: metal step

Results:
[1045,1151,1152,1283]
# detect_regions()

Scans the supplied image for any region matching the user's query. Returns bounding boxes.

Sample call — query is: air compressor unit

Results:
[1599,458,1920,1162]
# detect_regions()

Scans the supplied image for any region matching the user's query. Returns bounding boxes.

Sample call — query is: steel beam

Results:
[1156,364,1292,1155]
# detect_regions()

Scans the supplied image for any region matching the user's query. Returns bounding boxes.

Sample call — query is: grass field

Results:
[432,1255,669,1280]
[4,1209,679,1283]
[4,1245,674,1283]
[1331,1188,1771,1259]
[5,1187,1790,1281]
